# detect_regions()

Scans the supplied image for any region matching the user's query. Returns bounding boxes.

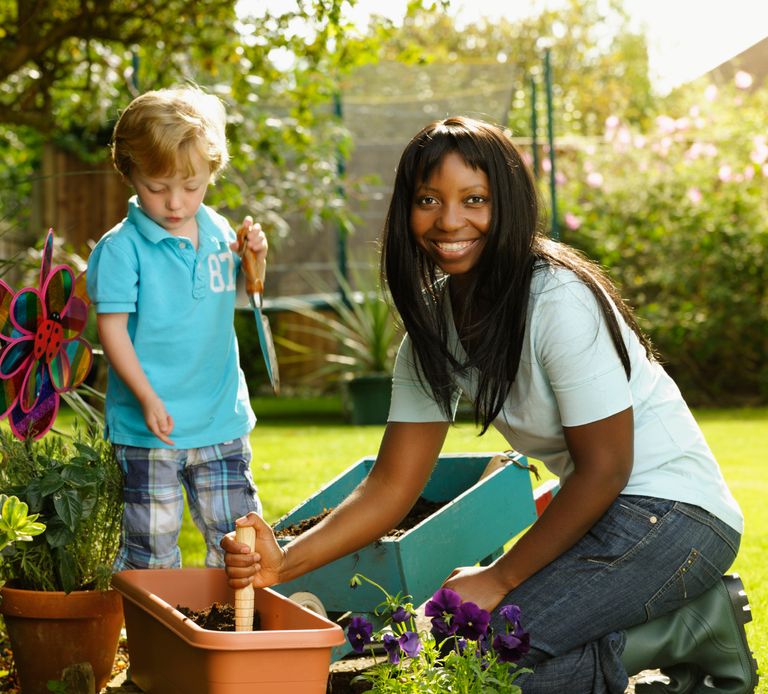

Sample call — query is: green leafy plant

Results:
[345,574,530,693]
[276,269,401,383]
[0,428,122,593]
[0,494,45,556]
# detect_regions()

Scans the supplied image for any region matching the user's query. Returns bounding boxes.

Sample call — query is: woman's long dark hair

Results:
[381,116,655,433]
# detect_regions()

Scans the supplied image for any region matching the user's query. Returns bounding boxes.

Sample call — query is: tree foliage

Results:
[0,0,238,134]
[347,0,655,137]
[0,0,416,240]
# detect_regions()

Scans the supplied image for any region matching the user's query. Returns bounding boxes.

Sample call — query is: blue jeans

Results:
[492,495,740,693]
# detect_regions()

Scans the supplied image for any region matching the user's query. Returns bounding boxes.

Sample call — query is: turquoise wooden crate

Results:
[271,451,540,619]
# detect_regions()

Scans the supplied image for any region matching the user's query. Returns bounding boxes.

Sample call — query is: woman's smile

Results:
[410,151,491,277]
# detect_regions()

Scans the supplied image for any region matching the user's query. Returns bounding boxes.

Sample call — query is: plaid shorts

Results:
[113,435,262,570]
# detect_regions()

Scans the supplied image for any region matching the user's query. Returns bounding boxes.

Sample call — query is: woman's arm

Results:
[97,312,175,445]
[443,406,634,610]
[222,420,451,589]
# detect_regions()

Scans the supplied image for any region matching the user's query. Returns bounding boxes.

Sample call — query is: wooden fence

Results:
[30,144,129,255]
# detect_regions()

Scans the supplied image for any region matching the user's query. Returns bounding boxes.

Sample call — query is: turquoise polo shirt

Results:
[86,196,256,448]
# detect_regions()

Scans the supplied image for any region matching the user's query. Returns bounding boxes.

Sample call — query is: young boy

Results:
[87,87,266,569]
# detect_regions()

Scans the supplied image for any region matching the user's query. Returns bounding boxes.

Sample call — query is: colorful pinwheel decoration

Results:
[0,229,93,440]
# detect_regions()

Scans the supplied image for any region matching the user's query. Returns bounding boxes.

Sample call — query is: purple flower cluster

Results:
[426,587,529,664]
[347,615,373,653]
[381,630,422,663]
[493,604,531,663]
[345,585,530,667]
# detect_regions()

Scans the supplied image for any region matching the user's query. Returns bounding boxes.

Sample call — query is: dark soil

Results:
[274,496,446,539]
[175,602,261,631]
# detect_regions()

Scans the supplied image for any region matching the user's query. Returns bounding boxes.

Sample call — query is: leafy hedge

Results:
[555,77,768,405]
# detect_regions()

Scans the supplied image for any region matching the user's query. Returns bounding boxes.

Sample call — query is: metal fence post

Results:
[544,48,559,240]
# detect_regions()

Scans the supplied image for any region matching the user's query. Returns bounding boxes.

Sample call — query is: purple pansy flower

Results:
[347,615,373,653]
[398,631,422,658]
[499,604,523,629]
[492,630,531,663]
[391,605,410,624]
[477,631,492,655]
[382,633,401,664]
[425,587,462,636]
[454,600,491,641]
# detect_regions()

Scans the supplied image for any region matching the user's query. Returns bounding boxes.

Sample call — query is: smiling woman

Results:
[410,151,491,279]
[222,116,757,694]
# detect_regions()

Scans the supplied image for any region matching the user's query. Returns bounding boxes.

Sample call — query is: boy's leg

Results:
[490,496,740,694]
[182,435,262,568]
[114,445,188,570]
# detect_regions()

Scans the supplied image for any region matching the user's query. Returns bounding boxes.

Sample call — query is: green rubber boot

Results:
[621,573,759,694]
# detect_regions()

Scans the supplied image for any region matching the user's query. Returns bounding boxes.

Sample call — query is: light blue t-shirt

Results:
[86,196,255,448]
[389,265,743,533]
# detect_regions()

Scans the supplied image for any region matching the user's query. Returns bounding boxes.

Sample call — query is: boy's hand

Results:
[230,216,267,263]
[141,394,175,446]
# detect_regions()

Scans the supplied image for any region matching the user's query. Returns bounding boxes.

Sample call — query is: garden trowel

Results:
[237,224,280,394]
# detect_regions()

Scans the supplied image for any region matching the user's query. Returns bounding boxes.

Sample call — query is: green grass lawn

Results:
[173,398,767,689]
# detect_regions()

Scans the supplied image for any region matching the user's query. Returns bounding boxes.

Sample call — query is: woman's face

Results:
[410,151,491,278]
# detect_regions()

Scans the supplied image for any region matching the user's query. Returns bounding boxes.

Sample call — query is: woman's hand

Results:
[221,512,285,589]
[441,564,510,613]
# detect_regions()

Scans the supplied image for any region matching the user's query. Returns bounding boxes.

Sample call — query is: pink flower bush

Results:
[687,187,703,205]
[552,71,767,405]
[718,164,733,182]
[734,70,753,90]
[586,171,604,188]
[564,212,582,230]
[750,137,768,165]
[0,229,93,440]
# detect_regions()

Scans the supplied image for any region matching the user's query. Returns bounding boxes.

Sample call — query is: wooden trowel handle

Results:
[234,525,256,632]
[237,221,265,295]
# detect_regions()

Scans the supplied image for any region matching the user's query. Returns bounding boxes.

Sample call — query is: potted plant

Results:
[277,268,402,424]
[0,426,124,694]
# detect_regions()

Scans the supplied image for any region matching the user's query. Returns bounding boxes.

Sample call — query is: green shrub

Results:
[556,77,768,404]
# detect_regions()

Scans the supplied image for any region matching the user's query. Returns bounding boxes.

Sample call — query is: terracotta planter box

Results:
[112,568,345,694]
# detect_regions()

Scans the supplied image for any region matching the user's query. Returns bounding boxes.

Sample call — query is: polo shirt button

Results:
[649,516,658,524]
[178,241,186,249]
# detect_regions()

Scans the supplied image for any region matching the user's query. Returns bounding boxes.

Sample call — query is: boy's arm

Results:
[97,312,175,446]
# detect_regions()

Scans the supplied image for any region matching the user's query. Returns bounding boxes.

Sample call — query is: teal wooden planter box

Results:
[272,452,540,640]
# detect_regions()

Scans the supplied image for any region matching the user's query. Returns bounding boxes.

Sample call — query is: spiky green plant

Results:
[275,270,401,383]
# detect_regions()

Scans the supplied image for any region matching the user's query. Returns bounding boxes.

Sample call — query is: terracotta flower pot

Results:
[112,568,345,694]
[0,585,124,694]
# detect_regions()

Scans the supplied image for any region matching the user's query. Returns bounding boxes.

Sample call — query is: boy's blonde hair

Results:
[111,87,229,181]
